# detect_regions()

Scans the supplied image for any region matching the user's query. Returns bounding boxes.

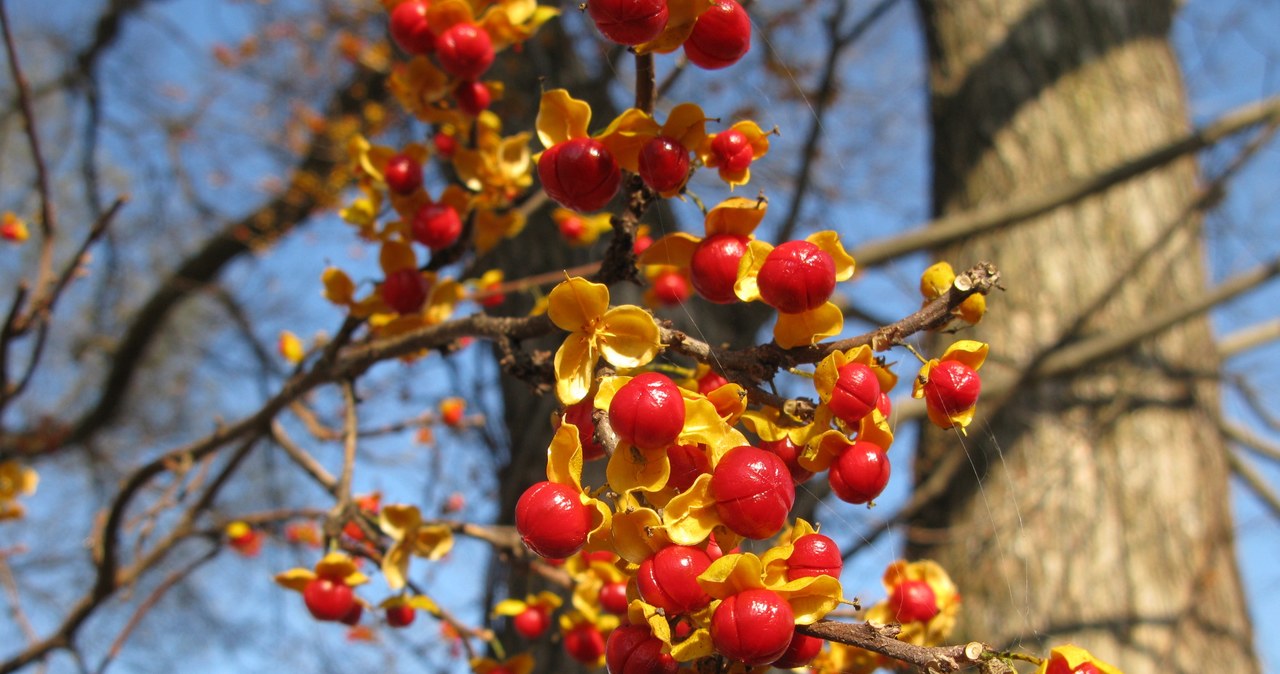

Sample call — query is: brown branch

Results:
[777,0,898,243]
[797,620,1008,672]
[852,95,1280,268]
[1222,419,1280,465]
[1226,451,1280,522]
[634,52,654,114]
[1,0,54,242]
[0,64,387,457]
[95,546,219,674]
[1219,319,1280,359]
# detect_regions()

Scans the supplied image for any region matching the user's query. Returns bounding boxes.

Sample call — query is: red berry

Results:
[435,23,494,80]
[887,579,939,624]
[760,436,814,484]
[666,443,710,492]
[684,0,751,70]
[538,138,622,213]
[386,604,417,628]
[453,80,491,115]
[709,129,753,173]
[633,233,653,255]
[564,623,606,664]
[303,577,355,621]
[689,233,749,303]
[704,531,738,560]
[696,370,728,395]
[923,360,981,413]
[608,372,685,451]
[558,214,587,242]
[710,589,793,666]
[827,362,881,426]
[786,533,842,581]
[638,135,690,193]
[876,392,892,418]
[710,445,795,539]
[651,270,691,306]
[563,399,605,461]
[636,545,712,614]
[599,581,630,614]
[515,481,592,559]
[340,603,364,626]
[412,203,463,251]
[606,625,679,674]
[382,268,428,314]
[772,629,823,669]
[827,441,890,505]
[433,132,458,157]
[384,153,423,194]
[513,605,551,639]
[389,0,435,54]
[756,240,836,313]
[589,0,669,46]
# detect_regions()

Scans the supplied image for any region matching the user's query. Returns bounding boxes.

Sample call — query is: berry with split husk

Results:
[538,138,621,213]
[515,481,592,559]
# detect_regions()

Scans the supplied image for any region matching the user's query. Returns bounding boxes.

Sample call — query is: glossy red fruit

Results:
[453,80,491,115]
[637,545,712,614]
[684,0,751,69]
[651,270,691,306]
[558,214,587,242]
[772,629,823,669]
[710,589,794,666]
[828,441,890,505]
[340,603,364,626]
[608,372,685,451]
[386,604,417,628]
[565,623,607,664]
[876,392,892,418]
[436,23,494,80]
[515,481,592,558]
[633,233,653,255]
[923,360,981,413]
[696,370,728,395]
[709,129,753,173]
[666,444,710,492]
[304,577,355,621]
[513,605,551,639]
[828,362,881,425]
[384,153,423,194]
[757,240,836,313]
[389,0,435,55]
[382,268,428,314]
[433,132,458,157]
[606,624,679,674]
[563,399,605,460]
[710,446,795,539]
[1046,657,1103,674]
[538,138,622,213]
[589,0,669,46]
[689,233,749,303]
[888,579,939,623]
[638,135,690,193]
[412,203,463,251]
[704,532,739,560]
[760,436,814,484]
[599,581,630,614]
[786,533,842,580]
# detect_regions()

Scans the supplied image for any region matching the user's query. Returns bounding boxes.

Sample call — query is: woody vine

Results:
[0,1,1135,674]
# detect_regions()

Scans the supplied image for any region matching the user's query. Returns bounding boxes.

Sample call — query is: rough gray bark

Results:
[908,2,1259,673]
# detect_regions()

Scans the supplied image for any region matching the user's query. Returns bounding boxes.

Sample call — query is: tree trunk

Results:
[908,2,1258,673]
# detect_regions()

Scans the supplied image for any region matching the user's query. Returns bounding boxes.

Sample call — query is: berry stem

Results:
[634,52,655,115]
